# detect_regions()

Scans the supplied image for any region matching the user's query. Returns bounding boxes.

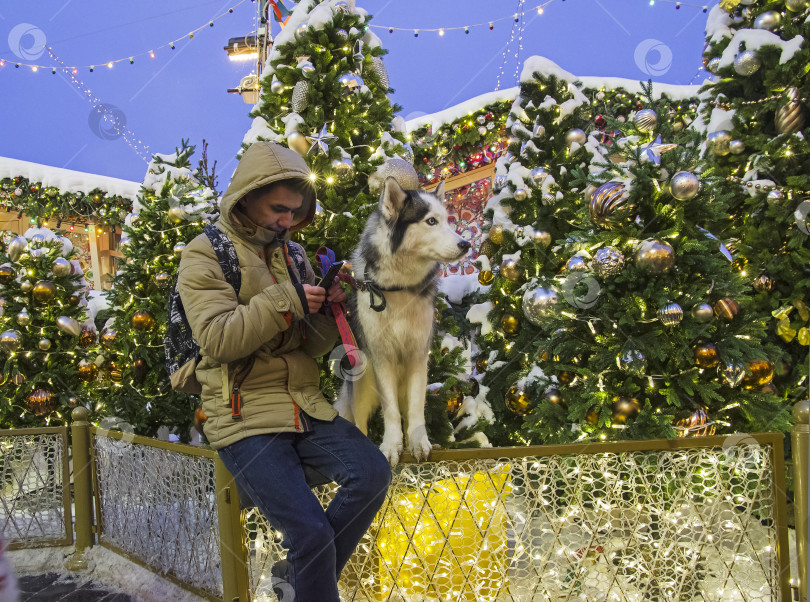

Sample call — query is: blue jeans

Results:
[218,415,391,602]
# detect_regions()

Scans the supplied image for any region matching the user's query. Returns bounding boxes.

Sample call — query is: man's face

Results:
[240,184,304,235]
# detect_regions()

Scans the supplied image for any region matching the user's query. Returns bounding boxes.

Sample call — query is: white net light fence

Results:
[244,443,783,602]
[92,435,223,598]
[0,430,69,546]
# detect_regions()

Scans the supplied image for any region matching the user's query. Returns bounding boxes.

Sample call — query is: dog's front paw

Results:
[408,426,432,461]
[379,438,403,467]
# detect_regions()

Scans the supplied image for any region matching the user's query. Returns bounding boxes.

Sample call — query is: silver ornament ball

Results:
[659,303,684,326]
[565,128,587,147]
[707,130,732,156]
[734,50,761,76]
[617,349,647,376]
[331,157,356,183]
[7,236,27,262]
[720,361,745,387]
[522,287,559,326]
[52,257,72,277]
[270,77,284,94]
[706,57,722,75]
[533,123,546,138]
[529,167,550,188]
[635,239,675,273]
[691,303,714,323]
[729,140,746,155]
[338,72,364,95]
[287,131,311,156]
[753,11,781,30]
[566,255,590,272]
[513,188,528,201]
[592,246,625,277]
[767,189,784,203]
[670,171,701,201]
[16,309,30,326]
[173,242,186,257]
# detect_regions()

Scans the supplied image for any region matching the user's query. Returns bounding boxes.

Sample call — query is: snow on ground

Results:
[7,545,206,602]
[0,157,139,200]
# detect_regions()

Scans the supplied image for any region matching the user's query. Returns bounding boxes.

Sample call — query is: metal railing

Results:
[0,426,72,550]
[2,404,807,602]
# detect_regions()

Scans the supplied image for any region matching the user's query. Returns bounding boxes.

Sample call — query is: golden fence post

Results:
[793,399,809,601]
[215,458,250,602]
[65,406,95,571]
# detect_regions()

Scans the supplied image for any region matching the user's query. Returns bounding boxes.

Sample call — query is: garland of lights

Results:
[0,176,132,230]
[372,0,716,36]
[0,0,250,72]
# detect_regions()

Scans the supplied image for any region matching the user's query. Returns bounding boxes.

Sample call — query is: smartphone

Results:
[317,261,344,289]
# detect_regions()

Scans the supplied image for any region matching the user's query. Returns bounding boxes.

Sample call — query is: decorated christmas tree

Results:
[471,57,789,445]
[247,0,412,261]
[98,141,217,440]
[697,1,810,407]
[0,227,97,427]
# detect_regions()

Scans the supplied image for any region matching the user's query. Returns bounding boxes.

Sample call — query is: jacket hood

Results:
[219,142,316,241]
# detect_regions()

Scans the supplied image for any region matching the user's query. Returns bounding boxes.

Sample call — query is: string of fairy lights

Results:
[0,0,719,74]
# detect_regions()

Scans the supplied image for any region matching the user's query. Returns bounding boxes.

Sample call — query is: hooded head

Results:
[220,142,316,242]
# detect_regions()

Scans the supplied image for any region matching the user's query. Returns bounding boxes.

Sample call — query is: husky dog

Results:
[335,177,470,466]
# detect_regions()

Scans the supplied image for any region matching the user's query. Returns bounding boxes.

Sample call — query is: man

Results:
[177,141,391,602]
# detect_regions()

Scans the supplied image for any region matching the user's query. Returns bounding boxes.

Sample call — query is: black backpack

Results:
[164,225,309,394]
[165,225,241,394]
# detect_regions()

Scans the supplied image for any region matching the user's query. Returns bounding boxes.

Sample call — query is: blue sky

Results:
[0,0,712,184]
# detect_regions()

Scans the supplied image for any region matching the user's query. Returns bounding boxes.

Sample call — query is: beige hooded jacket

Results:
[177,142,339,450]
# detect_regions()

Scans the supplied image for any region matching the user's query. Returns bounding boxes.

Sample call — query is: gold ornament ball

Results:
[20,281,33,293]
[693,342,719,368]
[488,224,504,245]
[478,270,494,285]
[32,280,58,303]
[155,272,170,288]
[101,329,118,350]
[674,406,715,437]
[108,362,123,383]
[505,385,534,416]
[0,266,15,284]
[38,338,52,351]
[287,132,310,156]
[79,327,96,348]
[131,311,156,331]
[0,330,22,353]
[787,0,809,10]
[752,275,774,292]
[77,360,99,382]
[513,188,528,202]
[635,239,675,273]
[68,293,82,306]
[27,388,57,417]
[68,397,78,408]
[611,397,641,425]
[501,314,520,335]
[16,309,30,326]
[545,388,564,406]
[533,230,552,248]
[585,407,600,426]
[713,297,739,320]
[173,242,186,257]
[167,206,186,224]
[500,258,522,281]
[56,316,81,337]
[742,359,774,389]
[558,371,575,385]
[590,181,635,229]
[475,356,488,373]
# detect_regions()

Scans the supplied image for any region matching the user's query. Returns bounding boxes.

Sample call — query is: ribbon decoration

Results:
[316,247,361,368]
[268,0,292,25]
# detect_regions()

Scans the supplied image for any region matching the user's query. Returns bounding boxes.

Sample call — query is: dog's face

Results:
[379,177,470,262]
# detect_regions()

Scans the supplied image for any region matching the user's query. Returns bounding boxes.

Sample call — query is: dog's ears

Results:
[433,180,445,200]
[380,177,408,221]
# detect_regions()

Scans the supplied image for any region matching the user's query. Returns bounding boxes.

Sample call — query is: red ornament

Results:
[486,112,493,121]
[594,115,606,129]
[453,144,461,150]
[637,101,643,110]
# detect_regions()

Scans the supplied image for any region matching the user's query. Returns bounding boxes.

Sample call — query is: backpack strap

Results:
[203,225,241,297]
